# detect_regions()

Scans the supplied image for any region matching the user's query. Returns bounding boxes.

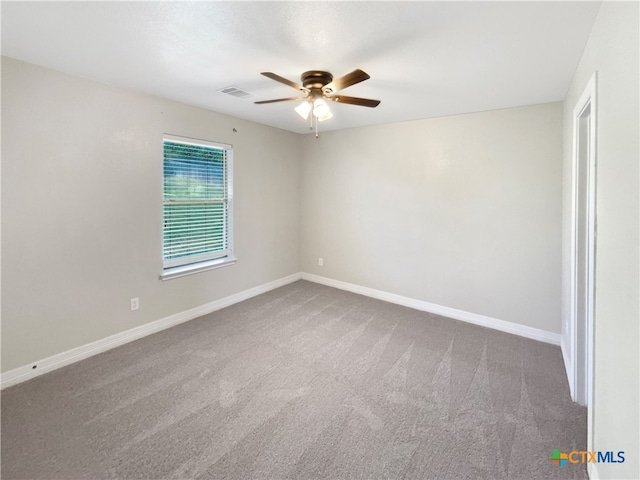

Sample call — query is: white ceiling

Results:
[2,1,601,134]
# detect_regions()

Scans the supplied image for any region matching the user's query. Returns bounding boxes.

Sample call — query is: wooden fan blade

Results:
[328,95,380,108]
[325,69,370,92]
[260,72,305,91]
[254,97,308,104]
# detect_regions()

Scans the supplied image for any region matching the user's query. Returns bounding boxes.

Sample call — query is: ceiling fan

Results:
[255,69,380,136]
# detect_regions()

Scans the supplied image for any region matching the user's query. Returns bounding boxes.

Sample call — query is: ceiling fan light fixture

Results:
[294,101,312,119]
[312,98,330,118]
[317,111,333,122]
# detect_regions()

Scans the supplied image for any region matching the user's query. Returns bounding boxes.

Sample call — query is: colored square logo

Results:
[550,449,569,467]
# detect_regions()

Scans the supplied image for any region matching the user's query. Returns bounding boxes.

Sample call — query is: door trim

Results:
[568,73,597,426]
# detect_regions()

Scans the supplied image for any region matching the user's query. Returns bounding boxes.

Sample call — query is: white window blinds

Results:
[163,136,232,269]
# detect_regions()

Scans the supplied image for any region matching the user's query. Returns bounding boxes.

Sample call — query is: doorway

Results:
[570,74,596,420]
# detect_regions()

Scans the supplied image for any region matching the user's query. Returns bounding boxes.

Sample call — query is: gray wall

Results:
[561,2,639,478]
[1,57,301,372]
[2,59,566,376]
[300,103,564,333]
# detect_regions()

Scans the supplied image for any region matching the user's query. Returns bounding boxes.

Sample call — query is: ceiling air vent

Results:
[217,85,253,99]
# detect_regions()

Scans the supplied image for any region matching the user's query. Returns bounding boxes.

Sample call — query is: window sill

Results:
[160,256,237,281]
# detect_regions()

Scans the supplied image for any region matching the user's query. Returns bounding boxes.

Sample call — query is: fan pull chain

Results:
[315,116,319,138]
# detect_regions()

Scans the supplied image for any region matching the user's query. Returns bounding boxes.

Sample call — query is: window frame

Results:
[160,133,235,281]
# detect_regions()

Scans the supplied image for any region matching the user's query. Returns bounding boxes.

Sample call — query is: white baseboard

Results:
[1,273,302,390]
[2,271,561,389]
[301,273,561,346]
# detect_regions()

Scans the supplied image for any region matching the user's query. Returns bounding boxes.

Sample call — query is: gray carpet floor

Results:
[1,280,587,479]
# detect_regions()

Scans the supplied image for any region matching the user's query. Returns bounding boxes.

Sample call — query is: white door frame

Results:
[569,73,597,416]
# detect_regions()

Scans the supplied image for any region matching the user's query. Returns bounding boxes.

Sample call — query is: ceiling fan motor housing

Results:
[301,71,334,93]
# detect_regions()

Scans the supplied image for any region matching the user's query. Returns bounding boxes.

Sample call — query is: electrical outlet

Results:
[318,257,324,267]
[130,298,139,311]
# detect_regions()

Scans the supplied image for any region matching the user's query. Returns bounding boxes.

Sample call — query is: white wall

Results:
[301,103,563,333]
[561,2,639,478]
[1,57,301,372]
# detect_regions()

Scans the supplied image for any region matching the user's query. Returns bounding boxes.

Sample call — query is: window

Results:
[161,134,234,280]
